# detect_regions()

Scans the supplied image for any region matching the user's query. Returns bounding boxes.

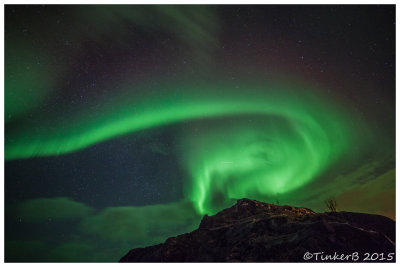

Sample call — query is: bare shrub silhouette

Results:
[325,197,337,212]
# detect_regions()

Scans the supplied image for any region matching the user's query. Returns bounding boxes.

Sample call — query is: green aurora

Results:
[5,5,395,262]
[5,79,369,215]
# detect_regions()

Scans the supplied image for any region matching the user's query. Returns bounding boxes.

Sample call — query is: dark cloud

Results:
[80,201,201,244]
[289,158,395,219]
[7,198,201,262]
[335,169,395,219]
[17,197,94,222]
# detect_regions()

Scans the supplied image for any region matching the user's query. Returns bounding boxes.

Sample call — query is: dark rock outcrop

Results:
[120,198,395,262]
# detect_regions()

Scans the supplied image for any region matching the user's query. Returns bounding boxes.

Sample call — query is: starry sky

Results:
[4,5,395,262]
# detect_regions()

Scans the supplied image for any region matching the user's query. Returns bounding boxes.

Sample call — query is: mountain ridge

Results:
[120,198,395,262]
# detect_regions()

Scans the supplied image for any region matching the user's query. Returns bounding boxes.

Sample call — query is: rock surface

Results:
[120,198,395,262]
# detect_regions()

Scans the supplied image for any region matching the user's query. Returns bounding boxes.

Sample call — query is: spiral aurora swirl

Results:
[5,79,363,214]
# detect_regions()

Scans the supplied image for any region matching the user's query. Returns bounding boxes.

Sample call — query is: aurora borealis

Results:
[4,5,395,262]
[6,81,363,214]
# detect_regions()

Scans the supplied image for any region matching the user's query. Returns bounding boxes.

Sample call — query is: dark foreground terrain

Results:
[120,198,395,262]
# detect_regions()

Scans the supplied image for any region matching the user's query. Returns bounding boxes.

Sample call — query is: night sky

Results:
[4,5,395,262]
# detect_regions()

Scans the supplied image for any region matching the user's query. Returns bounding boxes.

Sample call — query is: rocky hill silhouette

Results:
[120,198,395,262]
